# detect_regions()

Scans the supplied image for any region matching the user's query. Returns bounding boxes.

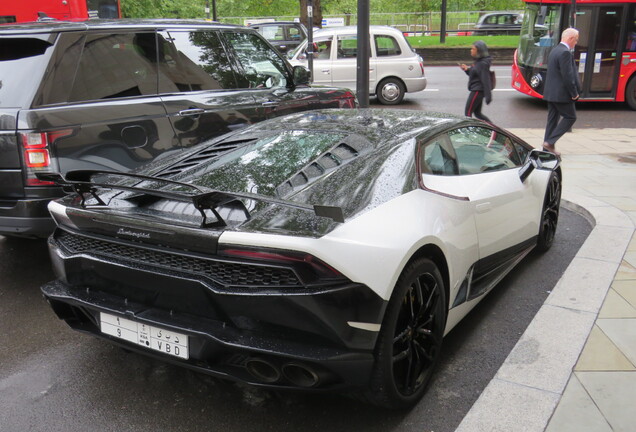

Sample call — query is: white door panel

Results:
[423,168,545,259]
[311,59,332,85]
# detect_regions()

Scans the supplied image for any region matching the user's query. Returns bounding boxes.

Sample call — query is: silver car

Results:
[289,25,427,104]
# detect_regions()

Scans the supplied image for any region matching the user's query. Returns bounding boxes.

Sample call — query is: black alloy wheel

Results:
[536,171,561,252]
[366,257,446,409]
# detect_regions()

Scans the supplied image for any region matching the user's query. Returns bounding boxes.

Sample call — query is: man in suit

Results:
[542,28,581,155]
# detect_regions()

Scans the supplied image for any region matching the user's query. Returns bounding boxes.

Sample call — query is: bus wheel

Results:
[627,77,636,111]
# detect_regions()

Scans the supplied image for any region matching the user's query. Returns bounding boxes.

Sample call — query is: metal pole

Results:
[205,0,210,20]
[440,0,447,43]
[356,0,370,107]
[307,0,314,83]
[212,0,217,21]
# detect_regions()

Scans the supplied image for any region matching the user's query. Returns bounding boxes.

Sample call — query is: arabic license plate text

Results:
[100,312,189,360]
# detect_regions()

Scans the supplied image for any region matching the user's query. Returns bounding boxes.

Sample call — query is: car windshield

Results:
[182,130,348,197]
[0,36,54,108]
[517,4,562,69]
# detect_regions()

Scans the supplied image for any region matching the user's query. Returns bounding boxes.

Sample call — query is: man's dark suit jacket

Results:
[543,43,581,102]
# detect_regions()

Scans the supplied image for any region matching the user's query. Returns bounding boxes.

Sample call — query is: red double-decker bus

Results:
[512,0,636,109]
[0,0,121,24]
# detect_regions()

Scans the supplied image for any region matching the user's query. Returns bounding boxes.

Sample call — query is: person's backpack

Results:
[489,70,496,89]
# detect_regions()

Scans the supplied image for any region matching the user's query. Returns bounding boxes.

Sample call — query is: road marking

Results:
[423,88,440,91]
[494,89,516,92]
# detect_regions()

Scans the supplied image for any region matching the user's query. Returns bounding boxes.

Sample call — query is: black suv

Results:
[250,21,307,54]
[0,19,356,237]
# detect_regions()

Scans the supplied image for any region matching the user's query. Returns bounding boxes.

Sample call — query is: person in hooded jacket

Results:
[459,40,493,123]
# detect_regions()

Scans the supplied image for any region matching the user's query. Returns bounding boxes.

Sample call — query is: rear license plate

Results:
[100,312,189,360]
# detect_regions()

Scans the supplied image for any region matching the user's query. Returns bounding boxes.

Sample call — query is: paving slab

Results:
[576,372,636,432]
[545,375,613,432]
[575,325,635,371]
[455,379,559,432]
[494,305,596,394]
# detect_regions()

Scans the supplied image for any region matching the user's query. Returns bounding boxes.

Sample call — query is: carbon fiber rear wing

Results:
[38,170,345,227]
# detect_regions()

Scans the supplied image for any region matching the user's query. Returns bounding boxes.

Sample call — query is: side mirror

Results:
[292,65,311,86]
[519,149,559,182]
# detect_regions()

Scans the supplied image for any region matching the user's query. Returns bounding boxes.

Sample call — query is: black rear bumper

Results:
[0,196,58,237]
[42,233,387,390]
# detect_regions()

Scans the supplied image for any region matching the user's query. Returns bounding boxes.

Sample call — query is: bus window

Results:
[518,5,562,68]
[627,6,636,51]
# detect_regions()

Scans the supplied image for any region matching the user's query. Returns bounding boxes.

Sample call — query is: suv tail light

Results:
[20,130,73,186]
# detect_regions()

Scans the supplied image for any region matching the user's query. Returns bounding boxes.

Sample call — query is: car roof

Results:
[477,12,521,22]
[251,21,304,27]
[313,25,404,37]
[225,108,467,148]
[0,19,247,35]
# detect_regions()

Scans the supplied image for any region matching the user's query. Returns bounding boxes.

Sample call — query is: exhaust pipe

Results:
[282,363,320,388]
[245,358,281,383]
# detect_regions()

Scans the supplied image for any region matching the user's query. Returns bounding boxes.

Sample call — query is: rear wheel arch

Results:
[364,246,449,408]
[403,244,450,311]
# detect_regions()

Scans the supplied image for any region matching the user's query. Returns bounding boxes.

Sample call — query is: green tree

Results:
[121,0,203,18]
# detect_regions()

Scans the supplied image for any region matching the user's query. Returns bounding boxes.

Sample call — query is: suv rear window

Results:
[0,37,53,108]
[69,32,159,102]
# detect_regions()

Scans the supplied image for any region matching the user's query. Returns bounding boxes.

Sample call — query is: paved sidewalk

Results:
[455,128,636,432]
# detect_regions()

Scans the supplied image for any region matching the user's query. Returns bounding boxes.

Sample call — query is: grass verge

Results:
[407,35,519,48]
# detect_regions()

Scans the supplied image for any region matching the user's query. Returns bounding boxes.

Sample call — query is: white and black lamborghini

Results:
[41,109,561,409]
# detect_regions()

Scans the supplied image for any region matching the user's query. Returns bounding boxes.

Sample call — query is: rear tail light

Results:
[219,245,347,283]
[20,129,73,186]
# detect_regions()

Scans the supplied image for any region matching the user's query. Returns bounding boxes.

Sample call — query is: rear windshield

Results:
[0,37,54,108]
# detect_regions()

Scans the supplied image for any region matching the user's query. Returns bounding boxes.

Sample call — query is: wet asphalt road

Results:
[373,65,635,130]
[0,208,591,432]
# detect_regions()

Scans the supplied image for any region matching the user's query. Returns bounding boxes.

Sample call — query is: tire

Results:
[626,77,636,111]
[365,257,447,409]
[376,78,406,105]
[536,171,561,252]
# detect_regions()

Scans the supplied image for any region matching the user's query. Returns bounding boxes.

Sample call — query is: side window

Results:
[420,134,458,176]
[374,35,402,57]
[158,30,237,93]
[260,25,284,41]
[69,32,159,102]
[288,26,302,40]
[337,35,358,59]
[448,127,521,175]
[222,32,289,89]
[513,140,531,162]
[313,37,333,60]
[35,32,84,106]
[627,5,636,51]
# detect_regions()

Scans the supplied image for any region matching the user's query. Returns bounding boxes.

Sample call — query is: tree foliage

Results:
[120,0,203,18]
[120,0,524,20]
